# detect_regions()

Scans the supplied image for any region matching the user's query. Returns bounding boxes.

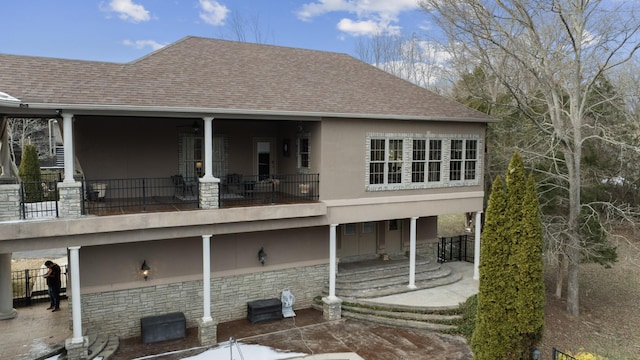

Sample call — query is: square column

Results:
[0,253,17,320]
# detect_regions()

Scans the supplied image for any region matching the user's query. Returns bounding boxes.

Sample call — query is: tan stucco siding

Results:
[318,118,485,200]
[79,225,328,293]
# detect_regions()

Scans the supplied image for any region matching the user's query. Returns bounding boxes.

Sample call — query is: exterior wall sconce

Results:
[258,247,267,265]
[141,260,151,281]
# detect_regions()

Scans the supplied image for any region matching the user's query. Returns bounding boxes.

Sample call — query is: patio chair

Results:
[171,175,195,198]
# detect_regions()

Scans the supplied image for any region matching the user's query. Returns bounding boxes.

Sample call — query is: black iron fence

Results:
[552,348,577,360]
[219,173,319,207]
[437,235,474,263]
[17,173,320,217]
[20,178,60,219]
[12,265,68,307]
[83,177,200,215]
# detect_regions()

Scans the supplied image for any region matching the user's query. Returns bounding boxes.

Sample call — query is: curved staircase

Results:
[41,332,119,360]
[318,256,468,332]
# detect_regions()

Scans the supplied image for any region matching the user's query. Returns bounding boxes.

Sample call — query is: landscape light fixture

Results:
[141,260,151,281]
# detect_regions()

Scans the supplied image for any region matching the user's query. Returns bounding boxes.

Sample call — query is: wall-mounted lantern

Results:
[258,247,267,266]
[141,260,151,281]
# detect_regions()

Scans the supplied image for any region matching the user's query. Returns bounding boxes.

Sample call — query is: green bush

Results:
[18,144,42,203]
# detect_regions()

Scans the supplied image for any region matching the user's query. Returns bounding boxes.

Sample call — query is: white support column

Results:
[69,246,83,343]
[202,117,216,180]
[0,253,17,319]
[328,224,338,300]
[0,118,14,180]
[61,113,75,183]
[408,217,418,289]
[474,211,483,280]
[202,235,213,322]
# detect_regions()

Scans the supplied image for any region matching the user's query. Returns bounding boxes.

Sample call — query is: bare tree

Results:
[421,0,640,316]
[354,32,455,93]
[220,11,275,44]
[7,118,49,163]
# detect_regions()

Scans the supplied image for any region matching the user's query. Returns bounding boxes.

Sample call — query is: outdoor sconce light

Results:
[141,260,151,281]
[531,348,541,360]
[258,247,267,265]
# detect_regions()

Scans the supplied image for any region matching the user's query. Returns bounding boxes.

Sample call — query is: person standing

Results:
[43,260,61,312]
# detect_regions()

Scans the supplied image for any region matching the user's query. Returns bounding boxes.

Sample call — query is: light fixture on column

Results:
[141,260,151,281]
[258,247,267,265]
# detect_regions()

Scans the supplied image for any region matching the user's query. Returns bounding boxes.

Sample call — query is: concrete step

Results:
[94,334,120,359]
[325,262,462,299]
[341,304,458,332]
[56,332,119,360]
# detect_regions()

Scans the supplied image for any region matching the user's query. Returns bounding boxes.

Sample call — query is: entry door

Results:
[385,219,404,254]
[338,222,378,257]
[256,140,272,180]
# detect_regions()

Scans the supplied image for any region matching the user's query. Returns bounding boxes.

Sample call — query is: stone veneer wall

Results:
[0,184,20,221]
[78,263,328,339]
[199,178,219,209]
[57,182,82,218]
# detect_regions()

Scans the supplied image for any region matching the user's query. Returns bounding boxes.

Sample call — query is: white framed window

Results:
[298,135,310,170]
[366,132,480,191]
[369,138,403,185]
[412,139,442,183]
[449,139,478,182]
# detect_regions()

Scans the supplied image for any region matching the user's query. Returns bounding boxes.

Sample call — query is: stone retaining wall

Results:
[78,263,328,338]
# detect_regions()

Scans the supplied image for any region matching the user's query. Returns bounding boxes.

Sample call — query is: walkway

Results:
[1,262,477,360]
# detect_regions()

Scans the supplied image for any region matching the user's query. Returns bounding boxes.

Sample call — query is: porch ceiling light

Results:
[141,260,151,281]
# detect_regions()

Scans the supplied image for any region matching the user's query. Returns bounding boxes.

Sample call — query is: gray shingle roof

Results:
[0,36,494,121]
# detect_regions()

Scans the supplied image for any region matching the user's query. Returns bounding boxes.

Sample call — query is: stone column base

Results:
[0,308,17,320]
[197,318,218,346]
[322,296,342,321]
[65,336,89,360]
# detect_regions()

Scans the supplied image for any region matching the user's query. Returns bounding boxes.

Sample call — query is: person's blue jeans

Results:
[48,285,60,309]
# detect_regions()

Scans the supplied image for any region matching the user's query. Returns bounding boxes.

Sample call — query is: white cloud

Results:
[297,0,419,36]
[199,0,229,26]
[123,39,166,51]
[337,18,401,36]
[107,0,150,23]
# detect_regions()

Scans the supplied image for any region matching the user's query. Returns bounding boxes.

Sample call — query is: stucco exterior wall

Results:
[79,226,328,292]
[318,118,485,200]
[77,263,327,338]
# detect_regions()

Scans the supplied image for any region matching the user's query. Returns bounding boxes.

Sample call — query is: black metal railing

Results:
[552,348,577,360]
[12,265,68,307]
[219,173,319,207]
[20,179,60,219]
[84,177,200,215]
[437,235,474,263]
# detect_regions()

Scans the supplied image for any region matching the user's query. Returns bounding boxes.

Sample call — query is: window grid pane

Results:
[464,140,478,180]
[300,138,310,168]
[412,140,426,183]
[387,140,403,184]
[428,140,442,182]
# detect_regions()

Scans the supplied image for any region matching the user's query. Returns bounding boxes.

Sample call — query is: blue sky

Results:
[0,0,429,63]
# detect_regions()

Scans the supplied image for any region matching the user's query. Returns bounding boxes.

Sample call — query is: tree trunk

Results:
[555,253,564,299]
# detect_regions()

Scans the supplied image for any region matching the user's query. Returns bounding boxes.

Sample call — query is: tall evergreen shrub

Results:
[471,152,545,359]
[18,143,42,202]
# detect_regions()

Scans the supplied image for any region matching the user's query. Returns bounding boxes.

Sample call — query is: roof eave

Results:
[8,102,499,123]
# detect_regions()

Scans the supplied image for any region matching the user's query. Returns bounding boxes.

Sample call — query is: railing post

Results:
[142,178,147,211]
[24,269,31,305]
